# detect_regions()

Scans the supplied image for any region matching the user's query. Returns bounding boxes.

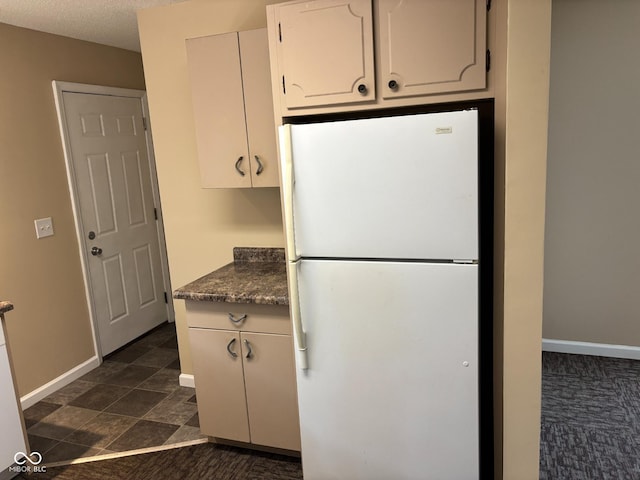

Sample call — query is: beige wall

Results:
[137,0,286,375]
[0,23,146,396]
[500,1,551,478]
[544,0,640,346]
[138,0,552,478]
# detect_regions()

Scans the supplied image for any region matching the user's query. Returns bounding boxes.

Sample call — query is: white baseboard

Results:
[542,339,640,360]
[20,356,100,409]
[179,373,195,388]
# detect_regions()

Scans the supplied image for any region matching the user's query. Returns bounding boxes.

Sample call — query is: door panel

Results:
[378,0,487,98]
[87,153,117,234]
[186,32,251,188]
[103,254,127,322]
[133,245,158,307]
[276,0,375,108]
[288,110,478,260]
[63,92,167,355]
[241,332,301,451]
[239,28,279,187]
[122,151,147,226]
[295,259,479,479]
[189,328,250,442]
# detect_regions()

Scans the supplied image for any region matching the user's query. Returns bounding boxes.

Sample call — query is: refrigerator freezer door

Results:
[295,259,479,479]
[286,110,478,261]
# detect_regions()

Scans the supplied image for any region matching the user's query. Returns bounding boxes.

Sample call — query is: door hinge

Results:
[282,75,286,94]
[278,22,282,42]
[154,207,158,220]
[487,0,491,11]
[164,292,168,304]
[486,49,491,72]
[142,117,148,131]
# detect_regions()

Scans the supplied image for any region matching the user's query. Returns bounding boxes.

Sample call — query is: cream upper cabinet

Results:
[186,29,278,188]
[268,0,488,112]
[378,0,487,99]
[274,0,375,108]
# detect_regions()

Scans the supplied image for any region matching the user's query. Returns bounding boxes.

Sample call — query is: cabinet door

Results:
[241,332,301,451]
[275,0,375,109]
[239,29,279,188]
[186,33,252,188]
[189,328,250,442]
[377,0,487,99]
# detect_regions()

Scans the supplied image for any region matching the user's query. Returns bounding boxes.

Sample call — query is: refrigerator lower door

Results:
[295,259,479,480]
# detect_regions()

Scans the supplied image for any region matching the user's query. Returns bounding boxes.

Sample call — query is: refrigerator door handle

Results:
[279,125,297,261]
[287,260,308,370]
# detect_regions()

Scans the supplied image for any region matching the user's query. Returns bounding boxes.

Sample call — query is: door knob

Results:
[91,246,103,256]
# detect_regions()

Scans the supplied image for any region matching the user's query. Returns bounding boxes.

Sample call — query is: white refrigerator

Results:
[280,109,488,479]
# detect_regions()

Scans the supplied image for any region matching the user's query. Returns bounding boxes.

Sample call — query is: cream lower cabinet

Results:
[187,302,300,451]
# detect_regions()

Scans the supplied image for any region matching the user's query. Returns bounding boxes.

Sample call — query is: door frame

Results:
[52,81,174,360]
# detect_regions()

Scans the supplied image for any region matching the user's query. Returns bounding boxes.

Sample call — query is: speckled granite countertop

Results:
[0,301,14,315]
[173,247,288,305]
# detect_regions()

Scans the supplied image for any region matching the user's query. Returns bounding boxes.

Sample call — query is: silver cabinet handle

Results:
[235,156,245,176]
[254,155,264,175]
[228,313,247,325]
[243,339,253,359]
[226,338,238,358]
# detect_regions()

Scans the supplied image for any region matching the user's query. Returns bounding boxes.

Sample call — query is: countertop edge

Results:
[0,301,14,315]
[173,292,289,306]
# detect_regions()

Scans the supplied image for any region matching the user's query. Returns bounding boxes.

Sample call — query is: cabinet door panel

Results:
[189,328,250,442]
[276,0,375,109]
[241,332,301,451]
[378,0,487,98]
[186,33,251,188]
[239,29,279,187]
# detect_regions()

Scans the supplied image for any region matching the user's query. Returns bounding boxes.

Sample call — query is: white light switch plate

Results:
[34,217,54,239]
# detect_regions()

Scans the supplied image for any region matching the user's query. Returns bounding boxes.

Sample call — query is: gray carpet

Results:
[17,443,302,480]
[540,352,640,479]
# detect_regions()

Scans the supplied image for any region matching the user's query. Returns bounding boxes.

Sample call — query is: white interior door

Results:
[59,90,169,355]
[295,259,479,479]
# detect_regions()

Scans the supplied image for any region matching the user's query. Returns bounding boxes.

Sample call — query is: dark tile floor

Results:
[22,322,205,464]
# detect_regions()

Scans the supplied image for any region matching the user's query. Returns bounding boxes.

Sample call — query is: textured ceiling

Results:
[0,0,188,52]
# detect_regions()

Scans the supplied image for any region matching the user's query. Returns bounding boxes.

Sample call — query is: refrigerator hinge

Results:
[453,259,476,264]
